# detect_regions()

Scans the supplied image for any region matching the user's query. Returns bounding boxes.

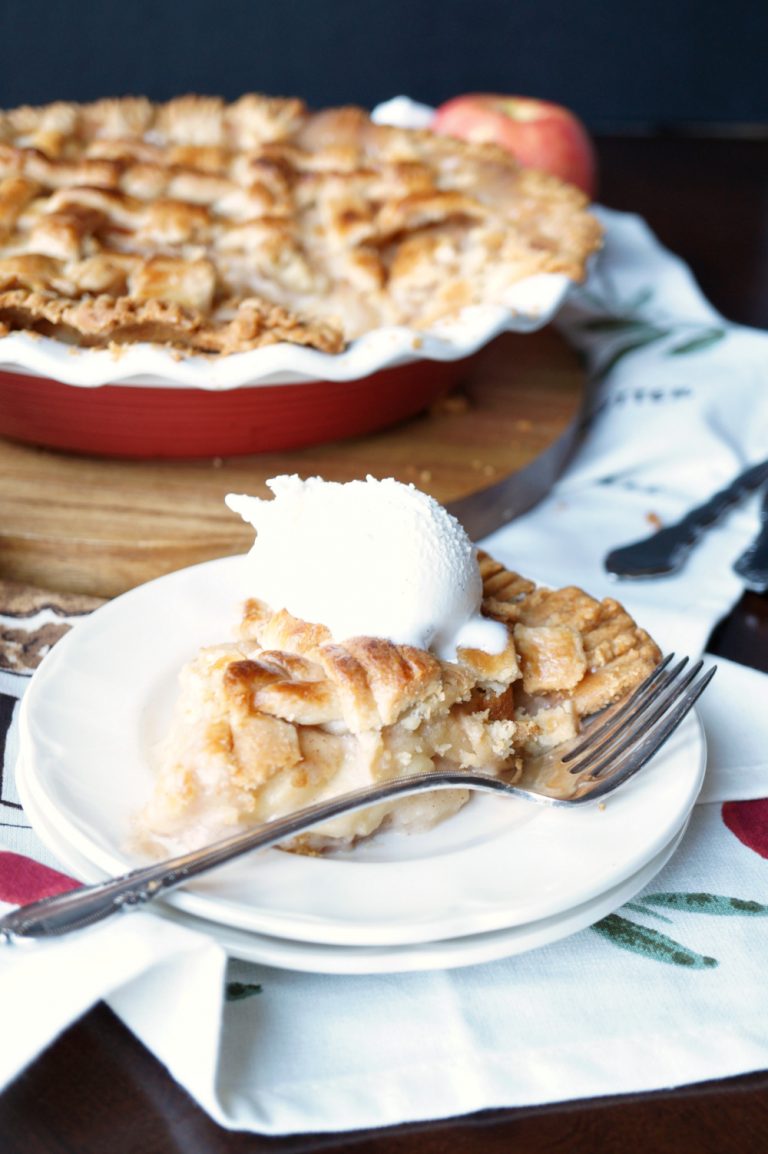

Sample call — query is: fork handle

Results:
[0,772,501,944]
[733,484,768,591]
[605,459,768,578]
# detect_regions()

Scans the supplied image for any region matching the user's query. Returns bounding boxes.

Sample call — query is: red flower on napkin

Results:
[0,852,80,904]
[722,799,768,859]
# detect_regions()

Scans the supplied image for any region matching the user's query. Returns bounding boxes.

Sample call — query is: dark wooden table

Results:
[3,134,768,1153]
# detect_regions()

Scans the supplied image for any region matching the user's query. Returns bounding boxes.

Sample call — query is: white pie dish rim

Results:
[0,273,571,390]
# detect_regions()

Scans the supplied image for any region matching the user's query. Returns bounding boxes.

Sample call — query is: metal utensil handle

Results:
[0,772,499,944]
[733,484,768,591]
[605,459,768,578]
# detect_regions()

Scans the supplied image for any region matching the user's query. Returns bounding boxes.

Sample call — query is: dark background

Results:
[0,0,764,132]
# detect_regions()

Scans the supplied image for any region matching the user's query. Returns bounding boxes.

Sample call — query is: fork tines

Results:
[564,655,716,796]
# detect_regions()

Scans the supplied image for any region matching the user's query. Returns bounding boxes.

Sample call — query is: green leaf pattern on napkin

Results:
[667,330,727,356]
[591,892,768,967]
[571,283,726,380]
[592,913,718,968]
[226,981,263,1001]
[641,892,768,916]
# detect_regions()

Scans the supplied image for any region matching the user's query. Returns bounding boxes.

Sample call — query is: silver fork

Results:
[0,655,714,945]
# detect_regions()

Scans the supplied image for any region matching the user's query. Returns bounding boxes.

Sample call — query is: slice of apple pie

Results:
[137,551,661,856]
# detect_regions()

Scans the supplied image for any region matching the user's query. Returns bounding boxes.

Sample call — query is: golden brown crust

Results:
[236,556,661,735]
[236,606,480,733]
[477,551,662,721]
[0,284,344,352]
[0,94,601,355]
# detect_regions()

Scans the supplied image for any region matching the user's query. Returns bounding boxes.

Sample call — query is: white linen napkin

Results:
[2,193,768,1130]
[484,203,768,658]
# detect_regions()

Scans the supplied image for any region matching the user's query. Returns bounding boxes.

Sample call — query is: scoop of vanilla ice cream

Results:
[225,475,506,660]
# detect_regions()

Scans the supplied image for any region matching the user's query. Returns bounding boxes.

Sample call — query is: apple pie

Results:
[0,94,601,355]
[137,552,661,856]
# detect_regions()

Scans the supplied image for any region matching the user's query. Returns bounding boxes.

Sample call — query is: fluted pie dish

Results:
[0,93,600,455]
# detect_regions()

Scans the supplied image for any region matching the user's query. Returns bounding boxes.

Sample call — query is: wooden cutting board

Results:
[0,328,584,598]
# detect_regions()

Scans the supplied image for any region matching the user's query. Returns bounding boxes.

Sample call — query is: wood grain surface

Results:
[0,327,583,598]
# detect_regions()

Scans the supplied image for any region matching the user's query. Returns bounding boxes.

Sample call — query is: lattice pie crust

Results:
[138,553,660,855]
[0,95,601,354]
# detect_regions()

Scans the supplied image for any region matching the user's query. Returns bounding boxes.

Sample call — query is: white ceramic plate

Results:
[17,760,690,974]
[18,555,707,948]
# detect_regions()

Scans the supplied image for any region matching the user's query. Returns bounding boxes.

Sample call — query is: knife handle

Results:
[605,459,768,579]
[733,486,768,592]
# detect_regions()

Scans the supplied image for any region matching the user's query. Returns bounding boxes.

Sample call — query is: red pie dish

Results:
[0,356,470,458]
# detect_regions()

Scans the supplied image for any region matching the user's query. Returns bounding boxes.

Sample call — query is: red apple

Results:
[432,94,597,198]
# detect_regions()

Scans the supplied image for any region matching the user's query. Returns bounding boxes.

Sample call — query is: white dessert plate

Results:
[18,555,707,948]
[17,756,690,974]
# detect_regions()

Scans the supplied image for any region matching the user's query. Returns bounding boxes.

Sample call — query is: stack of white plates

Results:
[16,557,707,975]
